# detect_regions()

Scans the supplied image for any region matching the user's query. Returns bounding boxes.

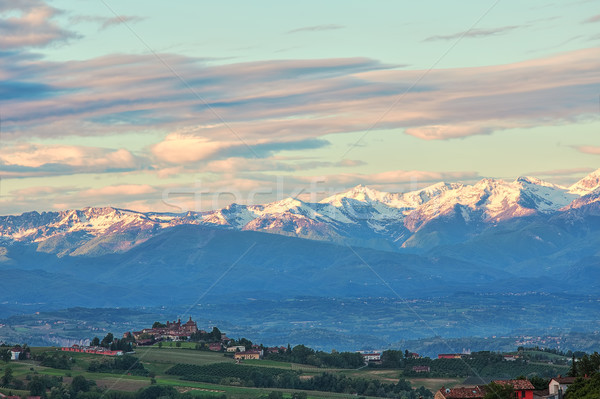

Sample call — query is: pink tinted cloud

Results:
[0,143,147,177]
[2,45,599,145]
[0,0,78,49]
[575,146,600,155]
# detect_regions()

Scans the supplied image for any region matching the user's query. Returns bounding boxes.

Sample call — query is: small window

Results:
[520,391,526,398]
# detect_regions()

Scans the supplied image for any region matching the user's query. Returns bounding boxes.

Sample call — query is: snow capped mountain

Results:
[0,169,598,253]
[569,168,600,195]
[404,176,578,231]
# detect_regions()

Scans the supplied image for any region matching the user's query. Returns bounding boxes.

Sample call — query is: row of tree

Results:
[265,344,365,368]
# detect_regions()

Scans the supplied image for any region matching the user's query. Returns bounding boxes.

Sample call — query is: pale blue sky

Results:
[1,0,599,214]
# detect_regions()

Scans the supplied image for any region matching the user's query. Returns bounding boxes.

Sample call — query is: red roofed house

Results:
[493,379,535,399]
[10,346,23,361]
[435,386,485,399]
[208,342,222,351]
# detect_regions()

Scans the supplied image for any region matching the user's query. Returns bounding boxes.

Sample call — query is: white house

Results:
[10,348,22,361]
[548,376,577,398]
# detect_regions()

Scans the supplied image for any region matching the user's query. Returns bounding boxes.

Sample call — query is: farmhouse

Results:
[227,345,246,353]
[234,350,262,360]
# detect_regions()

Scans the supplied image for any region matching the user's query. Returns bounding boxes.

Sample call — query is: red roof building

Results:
[493,379,535,399]
[435,386,485,399]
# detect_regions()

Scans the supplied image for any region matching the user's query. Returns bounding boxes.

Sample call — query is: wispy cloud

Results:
[584,14,600,23]
[100,15,145,30]
[424,25,522,41]
[575,145,600,155]
[70,14,145,30]
[287,24,344,34]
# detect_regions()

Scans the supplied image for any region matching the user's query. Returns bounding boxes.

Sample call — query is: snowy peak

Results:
[320,185,399,207]
[405,176,578,229]
[569,168,600,195]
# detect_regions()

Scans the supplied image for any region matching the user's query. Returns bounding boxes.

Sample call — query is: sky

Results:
[0,0,599,215]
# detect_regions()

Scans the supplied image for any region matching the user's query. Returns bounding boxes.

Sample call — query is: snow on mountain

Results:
[569,168,600,195]
[0,169,598,253]
[404,176,577,231]
[0,207,166,242]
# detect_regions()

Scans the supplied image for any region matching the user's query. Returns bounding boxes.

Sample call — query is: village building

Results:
[234,350,263,360]
[438,353,466,359]
[412,365,430,373]
[130,317,199,341]
[493,379,535,399]
[227,345,246,353]
[548,376,578,398]
[361,352,381,362]
[209,342,222,351]
[10,346,23,361]
[61,344,122,356]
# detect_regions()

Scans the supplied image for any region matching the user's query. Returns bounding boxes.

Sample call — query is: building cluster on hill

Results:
[435,376,581,399]
[130,317,200,343]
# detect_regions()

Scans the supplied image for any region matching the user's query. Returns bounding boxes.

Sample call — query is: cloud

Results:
[100,15,145,30]
[151,133,329,164]
[287,24,344,34]
[575,145,600,155]
[0,143,148,177]
[404,125,494,140]
[0,0,79,49]
[584,14,600,23]
[424,25,522,42]
[1,45,599,146]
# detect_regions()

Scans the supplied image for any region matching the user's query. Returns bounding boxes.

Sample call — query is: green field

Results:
[0,346,572,399]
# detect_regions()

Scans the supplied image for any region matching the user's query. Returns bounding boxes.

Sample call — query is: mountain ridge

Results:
[1,169,598,255]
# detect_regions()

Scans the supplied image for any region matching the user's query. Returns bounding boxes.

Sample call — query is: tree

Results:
[91,337,100,347]
[483,382,514,399]
[2,367,13,386]
[49,385,71,399]
[210,327,222,342]
[71,375,93,393]
[565,374,600,399]
[267,391,283,399]
[28,376,47,396]
[152,322,166,329]
[100,333,114,348]
[568,354,578,377]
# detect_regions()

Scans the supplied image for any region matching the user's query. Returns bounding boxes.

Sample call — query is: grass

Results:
[133,348,234,366]
[406,377,463,392]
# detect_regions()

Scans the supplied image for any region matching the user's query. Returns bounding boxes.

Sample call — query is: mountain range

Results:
[1,170,599,312]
